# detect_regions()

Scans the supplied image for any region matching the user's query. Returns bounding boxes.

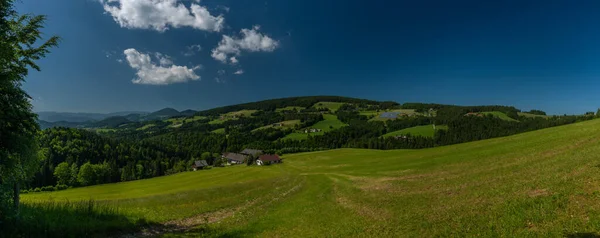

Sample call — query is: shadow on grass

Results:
[565,233,600,238]
[1,200,154,238]
[160,225,260,238]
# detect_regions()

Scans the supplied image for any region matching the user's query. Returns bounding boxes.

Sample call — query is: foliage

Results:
[0,0,59,218]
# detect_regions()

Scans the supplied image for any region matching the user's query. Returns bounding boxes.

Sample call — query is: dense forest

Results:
[26,96,598,191]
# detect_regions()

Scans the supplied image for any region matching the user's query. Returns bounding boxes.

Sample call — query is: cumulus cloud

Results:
[233,69,244,75]
[183,44,202,56]
[211,25,278,63]
[216,5,230,12]
[124,48,200,85]
[154,52,174,66]
[100,0,224,32]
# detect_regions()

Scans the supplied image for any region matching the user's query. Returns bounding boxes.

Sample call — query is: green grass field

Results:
[209,110,258,124]
[136,123,156,130]
[481,111,519,122]
[211,128,225,134]
[166,116,207,126]
[382,124,448,138]
[21,119,600,237]
[282,114,346,140]
[252,120,300,132]
[312,102,345,112]
[519,112,550,118]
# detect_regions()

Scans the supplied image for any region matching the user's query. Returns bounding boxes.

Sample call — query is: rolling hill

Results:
[20,118,600,237]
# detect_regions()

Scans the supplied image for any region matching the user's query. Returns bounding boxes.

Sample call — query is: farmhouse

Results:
[222,153,247,164]
[191,160,209,171]
[256,154,282,165]
[272,122,283,127]
[303,128,322,133]
[240,149,263,157]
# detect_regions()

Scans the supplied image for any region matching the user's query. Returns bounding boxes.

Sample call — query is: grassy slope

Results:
[23,119,600,237]
[208,110,258,124]
[382,124,448,138]
[519,112,550,118]
[211,128,225,134]
[252,120,300,132]
[312,102,345,112]
[282,114,346,140]
[482,111,519,122]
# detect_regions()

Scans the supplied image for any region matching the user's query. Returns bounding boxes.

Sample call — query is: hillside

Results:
[19,119,600,237]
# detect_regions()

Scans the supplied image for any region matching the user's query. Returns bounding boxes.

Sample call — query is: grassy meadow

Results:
[312,102,345,112]
[481,111,519,122]
[17,118,600,237]
[282,114,346,140]
[252,120,301,132]
[382,124,448,138]
[519,112,550,118]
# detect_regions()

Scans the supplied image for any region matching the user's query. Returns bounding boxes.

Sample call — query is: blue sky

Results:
[16,0,600,114]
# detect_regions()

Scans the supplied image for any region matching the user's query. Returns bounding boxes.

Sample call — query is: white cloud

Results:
[229,56,238,64]
[217,69,226,75]
[183,44,202,56]
[217,5,230,12]
[154,52,174,66]
[211,25,278,63]
[100,0,225,32]
[233,69,244,75]
[124,48,200,85]
[117,59,124,63]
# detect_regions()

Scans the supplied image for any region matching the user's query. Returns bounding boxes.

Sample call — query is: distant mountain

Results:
[144,108,181,121]
[38,120,89,130]
[180,109,197,117]
[89,116,132,128]
[37,111,147,122]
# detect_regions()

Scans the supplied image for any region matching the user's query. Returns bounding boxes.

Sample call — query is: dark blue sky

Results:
[16,0,600,114]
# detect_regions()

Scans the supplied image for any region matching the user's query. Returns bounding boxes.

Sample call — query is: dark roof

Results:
[240,149,263,156]
[223,153,247,162]
[193,160,208,167]
[259,154,281,162]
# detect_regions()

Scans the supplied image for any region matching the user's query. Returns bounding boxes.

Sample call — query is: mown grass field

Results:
[211,128,225,134]
[312,102,345,112]
[482,111,519,122]
[19,119,600,237]
[252,120,300,132]
[282,114,346,140]
[166,116,207,127]
[382,124,448,138]
[208,110,258,124]
[519,112,550,118]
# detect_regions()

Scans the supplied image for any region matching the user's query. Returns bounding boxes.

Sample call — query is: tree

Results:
[0,0,59,217]
[53,162,71,185]
[77,162,95,186]
[69,163,79,186]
